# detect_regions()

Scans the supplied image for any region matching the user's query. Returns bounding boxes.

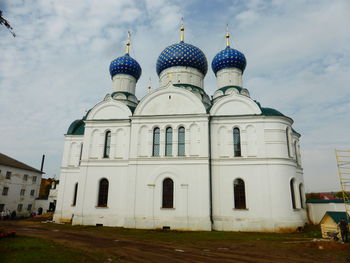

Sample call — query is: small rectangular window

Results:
[32,176,37,183]
[30,190,35,196]
[27,204,32,211]
[23,174,28,181]
[20,189,25,196]
[17,204,23,212]
[6,171,11,179]
[2,187,9,196]
[0,204,4,212]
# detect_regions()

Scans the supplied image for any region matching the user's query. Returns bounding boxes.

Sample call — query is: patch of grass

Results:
[0,236,98,263]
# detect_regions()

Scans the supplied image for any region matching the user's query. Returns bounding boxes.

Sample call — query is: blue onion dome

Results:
[109,53,142,80]
[211,31,246,75]
[156,41,208,76]
[212,46,246,75]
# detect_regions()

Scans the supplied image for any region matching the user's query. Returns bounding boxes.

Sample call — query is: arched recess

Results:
[218,126,229,157]
[233,178,246,209]
[286,127,291,157]
[138,126,149,157]
[115,129,125,158]
[246,125,257,157]
[190,124,200,156]
[89,129,99,158]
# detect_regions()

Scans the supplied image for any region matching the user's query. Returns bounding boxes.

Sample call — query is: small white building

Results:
[54,28,307,231]
[0,153,43,216]
[306,199,346,224]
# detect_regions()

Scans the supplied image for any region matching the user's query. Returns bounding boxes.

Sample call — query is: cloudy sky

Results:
[1,0,349,192]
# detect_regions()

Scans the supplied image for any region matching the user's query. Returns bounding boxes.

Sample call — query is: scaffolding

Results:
[335,149,350,222]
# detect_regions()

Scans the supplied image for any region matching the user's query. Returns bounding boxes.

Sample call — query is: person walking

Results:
[338,218,349,243]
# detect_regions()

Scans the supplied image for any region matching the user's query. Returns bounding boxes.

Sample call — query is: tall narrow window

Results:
[98,179,109,207]
[103,131,111,158]
[234,179,246,209]
[79,143,83,165]
[233,128,241,157]
[299,183,304,209]
[152,127,160,156]
[290,178,296,209]
[72,183,78,206]
[165,127,173,156]
[162,178,174,208]
[178,126,185,156]
[286,128,291,157]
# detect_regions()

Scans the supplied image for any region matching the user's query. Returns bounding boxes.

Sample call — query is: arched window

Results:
[162,178,174,208]
[233,179,246,209]
[286,128,291,157]
[233,128,241,157]
[294,142,299,164]
[290,178,296,209]
[103,131,111,158]
[72,183,78,206]
[299,183,304,208]
[152,128,160,156]
[178,126,185,156]
[98,179,109,207]
[165,127,173,156]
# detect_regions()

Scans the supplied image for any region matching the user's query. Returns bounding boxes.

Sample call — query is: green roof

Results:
[67,119,85,135]
[111,91,135,98]
[261,107,285,117]
[306,199,344,204]
[218,85,243,94]
[324,211,349,223]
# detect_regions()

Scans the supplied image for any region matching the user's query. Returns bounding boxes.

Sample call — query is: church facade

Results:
[53,27,307,232]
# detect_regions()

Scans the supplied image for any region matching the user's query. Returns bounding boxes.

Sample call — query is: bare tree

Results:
[0,10,16,37]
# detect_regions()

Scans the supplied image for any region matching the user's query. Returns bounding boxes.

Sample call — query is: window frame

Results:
[290,178,296,209]
[152,127,160,157]
[233,178,246,209]
[162,178,174,208]
[17,204,23,212]
[233,127,242,157]
[299,183,304,209]
[2,187,9,196]
[97,178,109,207]
[178,126,185,156]
[30,189,35,196]
[20,189,25,196]
[165,127,173,156]
[23,174,28,181]
[72,183,78,206]
[5,171,11,179]
[103,131,111,158]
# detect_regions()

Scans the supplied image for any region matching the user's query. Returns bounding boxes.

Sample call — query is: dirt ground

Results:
[1,220,349,263]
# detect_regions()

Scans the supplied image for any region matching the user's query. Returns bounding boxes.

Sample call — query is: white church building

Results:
[54,27,307,232]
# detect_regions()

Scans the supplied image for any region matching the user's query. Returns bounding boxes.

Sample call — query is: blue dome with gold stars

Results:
[156,42,208,76]
[109,54,142,81]
[212,46,246,75]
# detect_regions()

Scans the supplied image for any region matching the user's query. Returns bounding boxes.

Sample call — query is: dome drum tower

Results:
[211,31,246,90]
